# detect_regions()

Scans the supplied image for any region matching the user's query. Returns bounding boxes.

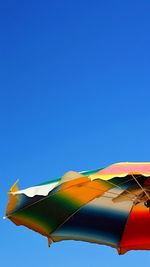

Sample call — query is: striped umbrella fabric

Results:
[6,162,150,255]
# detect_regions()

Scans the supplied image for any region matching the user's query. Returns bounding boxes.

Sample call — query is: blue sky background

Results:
[1,0,150,266]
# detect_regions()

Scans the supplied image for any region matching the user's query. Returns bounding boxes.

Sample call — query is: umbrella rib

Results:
[131,174,149,199]
[7,175,147,218]
[7,182,136,219]
[103,174,150,202]
[50,187,135,239]
[84,185,135,201]
[103,179,139,200]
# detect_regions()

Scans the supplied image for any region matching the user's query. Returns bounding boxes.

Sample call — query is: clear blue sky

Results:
[1,0,150,266]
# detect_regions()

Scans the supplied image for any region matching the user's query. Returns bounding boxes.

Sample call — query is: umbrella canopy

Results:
[6,162,150,255]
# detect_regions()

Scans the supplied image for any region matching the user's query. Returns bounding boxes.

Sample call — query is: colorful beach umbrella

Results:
[6,162,150,254]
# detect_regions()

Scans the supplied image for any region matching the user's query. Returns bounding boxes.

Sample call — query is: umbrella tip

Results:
[117,247,127,255]
[48,237,53,247]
